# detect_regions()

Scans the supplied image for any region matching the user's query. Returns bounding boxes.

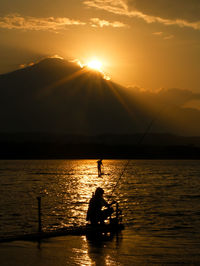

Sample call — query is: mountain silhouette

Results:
[0,57,200,136]
[0,58,147,134]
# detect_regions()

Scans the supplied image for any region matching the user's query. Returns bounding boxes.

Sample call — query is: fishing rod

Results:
[108,111,162,201]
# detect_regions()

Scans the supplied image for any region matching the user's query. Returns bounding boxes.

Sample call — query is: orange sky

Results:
[0,0,200,91]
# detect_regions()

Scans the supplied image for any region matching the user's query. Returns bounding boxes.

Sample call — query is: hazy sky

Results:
[0,0,200,91]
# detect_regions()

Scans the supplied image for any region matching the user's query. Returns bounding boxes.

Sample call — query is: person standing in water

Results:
[97,159,103,177]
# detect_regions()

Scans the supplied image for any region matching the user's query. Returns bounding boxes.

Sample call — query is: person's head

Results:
[95,187,104,197]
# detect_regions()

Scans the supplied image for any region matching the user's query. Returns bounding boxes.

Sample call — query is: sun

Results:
[87,59,103,72]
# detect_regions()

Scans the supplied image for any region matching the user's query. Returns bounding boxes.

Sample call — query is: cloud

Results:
[153,31,163,36]
[164,35,174,40]
[0,14,128,32]
[0,14,86,31]
[90,17,127,28]
[19,62,34,69]
[19,55,64,69]
[152,32,174,40]
[131,87,200,108]
[127,0,200,22]
[83,0,200,30]
[48,55,64,59]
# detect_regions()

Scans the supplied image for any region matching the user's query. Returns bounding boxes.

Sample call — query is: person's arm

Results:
[101,198,109,207]
[102,198,116,207]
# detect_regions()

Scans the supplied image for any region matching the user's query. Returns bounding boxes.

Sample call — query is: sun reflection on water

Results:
[37,159,120,230]
[28,159,126,231]
[63,159,115,226]
[1,160,200,264]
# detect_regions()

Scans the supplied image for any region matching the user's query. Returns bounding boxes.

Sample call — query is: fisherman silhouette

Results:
[86,187,115,225]
[97,159,103,177]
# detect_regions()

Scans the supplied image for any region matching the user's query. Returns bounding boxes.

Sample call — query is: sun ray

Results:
[105,80,135,117]
[38,65,88,97]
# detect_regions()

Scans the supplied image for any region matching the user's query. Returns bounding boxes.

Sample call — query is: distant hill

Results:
[1,132,200,146]
[0,132,200,159]
[1,57,200,136]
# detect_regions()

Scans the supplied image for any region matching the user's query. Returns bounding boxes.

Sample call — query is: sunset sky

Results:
[0,0,200,91]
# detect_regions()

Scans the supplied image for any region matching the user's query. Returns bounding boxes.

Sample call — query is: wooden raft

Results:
[0,223,124,243]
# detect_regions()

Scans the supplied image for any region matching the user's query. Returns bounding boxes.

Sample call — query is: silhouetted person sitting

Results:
[86,187,114,225]
[97,159,103,177]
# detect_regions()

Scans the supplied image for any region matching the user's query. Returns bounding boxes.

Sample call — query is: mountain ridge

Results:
[0,57,200,136]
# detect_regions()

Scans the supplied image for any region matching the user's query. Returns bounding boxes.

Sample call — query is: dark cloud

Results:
[84,0,200,30]
[127,0,200,22]
[130,87,200,108]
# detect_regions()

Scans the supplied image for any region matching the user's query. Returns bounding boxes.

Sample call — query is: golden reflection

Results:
[61,159,118,227]
[37,159,124,230]
[84,231,122,266]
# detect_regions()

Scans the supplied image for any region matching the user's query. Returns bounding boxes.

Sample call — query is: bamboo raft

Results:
[0,223,124,243]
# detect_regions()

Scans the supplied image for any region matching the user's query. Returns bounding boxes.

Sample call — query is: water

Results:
[0,159,200,265]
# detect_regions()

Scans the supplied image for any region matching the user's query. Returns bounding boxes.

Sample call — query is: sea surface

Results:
[0,159,200,265]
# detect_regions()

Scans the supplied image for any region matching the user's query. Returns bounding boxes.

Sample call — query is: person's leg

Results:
[98,168,101,177]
